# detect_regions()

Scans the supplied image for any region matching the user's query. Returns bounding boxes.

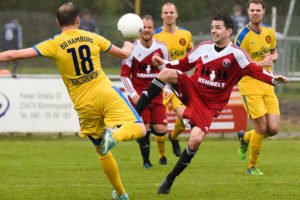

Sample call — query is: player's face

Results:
[161,4,178,25]
[247,3,265,25]
[141,19,154,42]
[210,20,232,46]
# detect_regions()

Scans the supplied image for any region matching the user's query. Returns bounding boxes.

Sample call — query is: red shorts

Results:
[140,102,167,125]
[176,72,214,134]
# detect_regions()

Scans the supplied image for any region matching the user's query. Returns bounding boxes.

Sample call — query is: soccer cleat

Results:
[169,134,182,157]
[101,129,117,156]
[157,178,173,194]
[143,162,153,169]
[237,130,248,160]
[159,156,167,165]
[112,190,129,200]
[247,167,264,175]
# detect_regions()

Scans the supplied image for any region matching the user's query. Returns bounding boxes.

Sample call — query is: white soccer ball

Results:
[117,13,143,38]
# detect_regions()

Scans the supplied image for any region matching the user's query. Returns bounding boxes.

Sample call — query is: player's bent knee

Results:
[151,129,166,137]
[158,68,177,83]
[267,128,279,136]
[256,126,267,135]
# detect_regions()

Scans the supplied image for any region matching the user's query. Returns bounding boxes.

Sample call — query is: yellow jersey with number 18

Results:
[34,29,112,109]
[234,24,277,95]
[154,26,193,60]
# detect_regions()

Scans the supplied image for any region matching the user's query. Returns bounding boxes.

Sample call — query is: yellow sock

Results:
[170,118,185,140]
[248,131,264,168]
[244,130,254,144]
[113,122,144,142]
[98,152,125,195]
[156,135,166,158]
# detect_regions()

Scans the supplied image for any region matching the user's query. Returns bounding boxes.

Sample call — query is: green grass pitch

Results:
[0,136,299,200]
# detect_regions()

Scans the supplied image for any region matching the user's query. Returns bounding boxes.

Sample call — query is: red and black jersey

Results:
[121,39,169,104]
[165,40,275,114]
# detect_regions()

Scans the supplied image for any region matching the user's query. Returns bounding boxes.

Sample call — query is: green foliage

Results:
[0,137,299,200]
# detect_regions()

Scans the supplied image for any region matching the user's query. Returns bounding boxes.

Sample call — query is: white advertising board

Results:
[0,76,80,133]
[0,75,248,134]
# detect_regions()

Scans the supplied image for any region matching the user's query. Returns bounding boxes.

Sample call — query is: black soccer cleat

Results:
[169,134,182,157]
[157,178,173,194]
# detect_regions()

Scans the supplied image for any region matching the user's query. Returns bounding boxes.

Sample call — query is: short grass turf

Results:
[0,136,299,200]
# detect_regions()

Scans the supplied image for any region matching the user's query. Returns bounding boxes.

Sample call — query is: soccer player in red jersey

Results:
[120,15,169,168]
[135,13,289,194]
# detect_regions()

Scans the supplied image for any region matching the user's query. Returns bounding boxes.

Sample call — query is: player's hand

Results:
[123,41,134,51]
[152,55,164,67]
[261,53,274,67]
[274,75,290,84]
[131,93,140,104]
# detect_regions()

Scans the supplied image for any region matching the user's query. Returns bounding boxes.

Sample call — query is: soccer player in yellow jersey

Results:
[153,2,193,163]
[0,2,145,199]
[234,0,279,175]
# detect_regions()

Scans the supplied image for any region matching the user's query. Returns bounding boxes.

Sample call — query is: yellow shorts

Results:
[241,91,280,119]
[76,86,141,139]
[163,92,185,111]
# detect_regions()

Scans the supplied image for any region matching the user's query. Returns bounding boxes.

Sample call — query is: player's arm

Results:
[237,48,288,85]
[0,48,38,62]
[152,54,195,72]
[120,63,139,104]
[108,41,133,59]
[242,63,289,85]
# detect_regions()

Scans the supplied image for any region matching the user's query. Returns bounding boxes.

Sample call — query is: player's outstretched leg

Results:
[135,78,166,114]
[157,146,197,194]
[112,190,129,200]
[102,122,145,156]
[158,178,173,194]
[237,130,248,160]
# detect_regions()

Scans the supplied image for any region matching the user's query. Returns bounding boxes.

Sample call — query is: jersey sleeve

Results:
[234,27,249,52]
[95,34,112,52]
[165,54,196,72]
[165,44,200,71]
[241,63,275,86]
[120,59,136,95]
[33,39,57,57]
[234,47,252,68]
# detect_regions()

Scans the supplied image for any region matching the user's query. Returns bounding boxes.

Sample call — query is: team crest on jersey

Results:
[265,35,271,43]
[179,38,186,46]
[222,58,231,67]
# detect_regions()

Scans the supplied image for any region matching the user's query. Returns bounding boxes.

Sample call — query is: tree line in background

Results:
[0,0,299,71]
[0,0,298,19]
